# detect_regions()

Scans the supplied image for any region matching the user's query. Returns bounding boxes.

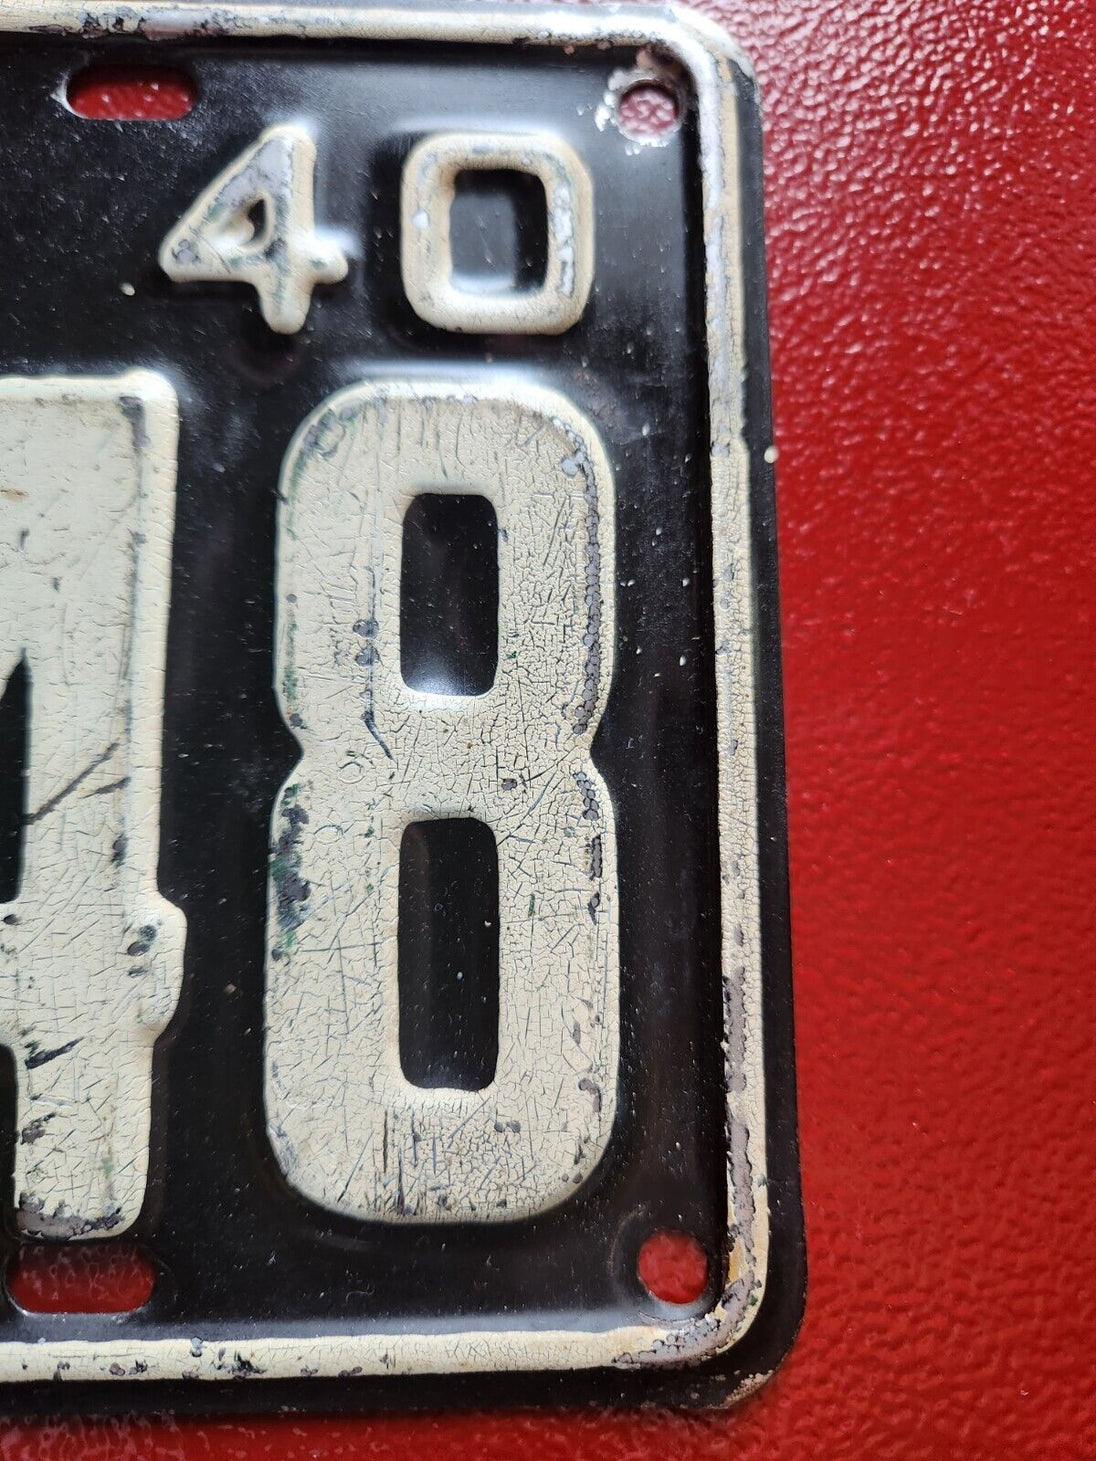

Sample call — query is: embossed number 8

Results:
[265,380,620,1223]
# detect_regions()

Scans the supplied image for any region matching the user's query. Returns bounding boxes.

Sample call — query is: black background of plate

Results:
[0,23,803,1415]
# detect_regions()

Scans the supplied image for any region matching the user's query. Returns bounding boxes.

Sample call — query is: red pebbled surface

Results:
[66,65,196,120]
[636,1230,710,1305]
[7,1246,155,1315]
[3,0,1094,1454]
[616,80,681,138]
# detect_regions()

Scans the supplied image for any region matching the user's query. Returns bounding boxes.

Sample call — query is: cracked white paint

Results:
[0,0,771,1387]
[0,373,185,1240]
[401,132,594,335]
[266,380,618,1222]
[159,123,348,333]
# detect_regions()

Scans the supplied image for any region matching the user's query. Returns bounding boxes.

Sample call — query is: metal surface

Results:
[0,1,801,1416]
[2,0,1090,1456]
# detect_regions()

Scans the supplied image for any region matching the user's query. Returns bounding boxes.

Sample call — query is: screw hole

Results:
[7,1242,156,1314]
[637,1229,709,1305]
[617,81,681,141]
[66,65,196,121]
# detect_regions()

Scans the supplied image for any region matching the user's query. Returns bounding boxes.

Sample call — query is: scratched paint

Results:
[0,373,185,1241]
[0,0,770,1387]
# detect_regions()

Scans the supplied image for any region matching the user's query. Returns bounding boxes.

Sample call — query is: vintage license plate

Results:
[0,0,802,1415]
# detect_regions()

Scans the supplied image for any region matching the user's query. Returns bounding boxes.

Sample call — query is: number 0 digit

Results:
[265,381,619,1223]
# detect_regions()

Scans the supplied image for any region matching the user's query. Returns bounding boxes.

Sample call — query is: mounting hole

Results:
[6,1242,156,1314]
[66,64,196,121]
[617,80,681,141]
[637,1229,709,1305]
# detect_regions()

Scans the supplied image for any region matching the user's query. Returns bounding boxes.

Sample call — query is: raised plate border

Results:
[0,0,804,1408]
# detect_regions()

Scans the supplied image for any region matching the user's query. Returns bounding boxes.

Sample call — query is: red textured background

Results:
[4,0,1095,1454]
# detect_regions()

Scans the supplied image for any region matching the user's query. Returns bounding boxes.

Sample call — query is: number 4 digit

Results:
[159,124,348,334]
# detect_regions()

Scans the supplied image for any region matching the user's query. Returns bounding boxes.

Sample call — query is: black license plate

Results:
[0,1,801,1416]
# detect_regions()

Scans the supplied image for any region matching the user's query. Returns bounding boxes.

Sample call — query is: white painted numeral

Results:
[266,381,618,1223]
[401,132,594,335]
[0,374,185,1239]
[159,124,348,334]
